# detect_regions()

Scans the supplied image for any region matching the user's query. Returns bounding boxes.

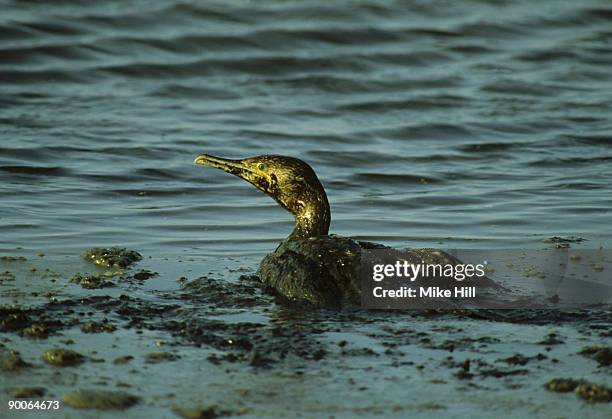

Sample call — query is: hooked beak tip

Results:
[193,154,209,165]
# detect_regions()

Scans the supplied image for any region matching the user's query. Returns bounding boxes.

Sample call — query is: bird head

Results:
[194,154,330,237]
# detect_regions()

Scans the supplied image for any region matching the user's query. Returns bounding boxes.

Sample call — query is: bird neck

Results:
[288,190,330,239]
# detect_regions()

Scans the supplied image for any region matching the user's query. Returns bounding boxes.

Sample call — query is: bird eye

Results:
[257,163,267,171]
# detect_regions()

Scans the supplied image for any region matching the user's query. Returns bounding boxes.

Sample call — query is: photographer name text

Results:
[373,285,476,299]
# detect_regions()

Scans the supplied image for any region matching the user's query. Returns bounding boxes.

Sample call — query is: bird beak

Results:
[193,154,249,177]
[194,153,275,196]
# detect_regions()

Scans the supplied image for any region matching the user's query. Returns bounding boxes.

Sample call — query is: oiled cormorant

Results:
[194,154,498,308]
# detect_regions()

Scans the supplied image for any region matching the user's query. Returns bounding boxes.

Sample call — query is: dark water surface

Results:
[1,1,611,418]
[2,0,612,255]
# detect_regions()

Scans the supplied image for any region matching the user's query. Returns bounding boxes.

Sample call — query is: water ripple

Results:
[1,0,611,252]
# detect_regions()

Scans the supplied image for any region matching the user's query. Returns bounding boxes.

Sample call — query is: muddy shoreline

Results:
[1,248,610,417]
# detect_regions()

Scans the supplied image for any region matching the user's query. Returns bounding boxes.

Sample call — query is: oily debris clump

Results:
[545,378,611,403]
[112,355,134,365]
[0,306,30,331]
[542,236,586,249]
[579,346,612,367]
[172,405,236,419]
[132,269,158,280]
[545,378,582,393]
[41,348,85,366]
[5,387,46,398]
[22,323,49,338]
[84,248,142,269]
[575,383,612,403]
[80,321,117,333]
[1,347,30,371]
[144,352,180,364]
[63,389,139,410]
[70,274,114,289]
